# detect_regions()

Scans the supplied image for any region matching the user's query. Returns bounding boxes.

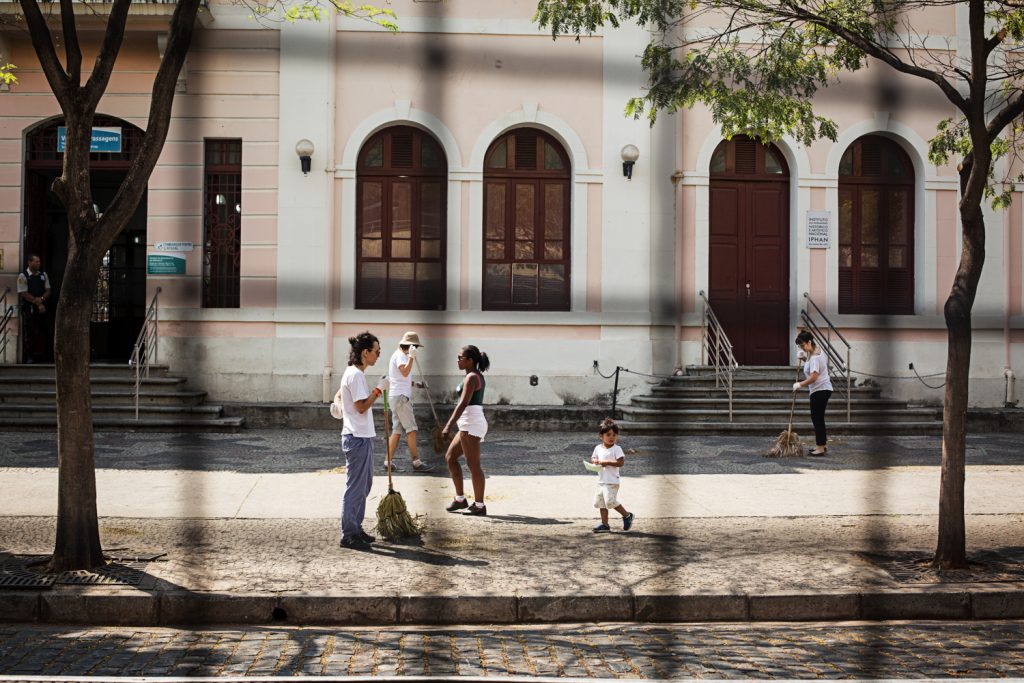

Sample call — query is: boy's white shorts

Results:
[593,483,620,509]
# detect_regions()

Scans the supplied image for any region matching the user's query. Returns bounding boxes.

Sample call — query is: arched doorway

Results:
[482,128,571,311]
[838,135,915,314]
[355,125,447,310]
[23,115,148,361]
[708,135,790,365]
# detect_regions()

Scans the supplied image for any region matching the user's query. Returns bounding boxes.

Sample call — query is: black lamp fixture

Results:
[295,138,314,175]
[621,144,639,180]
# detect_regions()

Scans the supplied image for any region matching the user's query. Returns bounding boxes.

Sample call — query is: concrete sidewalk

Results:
[1,432,1023,626]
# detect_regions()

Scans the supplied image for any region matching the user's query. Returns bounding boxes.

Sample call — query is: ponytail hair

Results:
[461,345,490,373]
[348,331,379,366]
[794,330,816,348]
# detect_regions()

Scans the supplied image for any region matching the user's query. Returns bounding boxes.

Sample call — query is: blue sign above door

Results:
[57,127,123,153]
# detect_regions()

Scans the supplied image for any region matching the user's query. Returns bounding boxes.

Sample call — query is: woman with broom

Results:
[336,331,388,551]
[793,331,833,456]
[442,345,490,516]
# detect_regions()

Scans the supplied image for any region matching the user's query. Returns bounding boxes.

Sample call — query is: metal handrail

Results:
[0,287,13,364]
[699,290,737,421]
[131,287,162,420]
[801,292,851,422]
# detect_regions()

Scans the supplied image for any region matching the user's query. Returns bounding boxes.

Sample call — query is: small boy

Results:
[591,418,634,533]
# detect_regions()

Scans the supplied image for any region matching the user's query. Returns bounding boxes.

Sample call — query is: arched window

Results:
[356,126,446,310]
[838,135,915,314]
[482,128,570,310]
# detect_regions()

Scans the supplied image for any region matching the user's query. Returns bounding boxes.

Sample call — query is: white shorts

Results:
[593,483,621,509]
[456,405,488,441]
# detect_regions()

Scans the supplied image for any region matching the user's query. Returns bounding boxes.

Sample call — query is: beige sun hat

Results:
[399,331,422,347]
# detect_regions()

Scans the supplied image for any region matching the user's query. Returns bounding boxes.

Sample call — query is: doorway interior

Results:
[23,117,148,362]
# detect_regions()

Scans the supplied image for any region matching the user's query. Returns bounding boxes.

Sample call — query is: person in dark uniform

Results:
[16,254,52,363]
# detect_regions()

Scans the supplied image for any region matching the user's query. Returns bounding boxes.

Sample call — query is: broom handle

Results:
[787,366,800,431]
[383,389,393,490]
[414,357,443,426]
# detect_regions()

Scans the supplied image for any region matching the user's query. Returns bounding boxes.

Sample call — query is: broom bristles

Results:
[431,424,451,455]
[764,429,802,458]
[376,489,422,540]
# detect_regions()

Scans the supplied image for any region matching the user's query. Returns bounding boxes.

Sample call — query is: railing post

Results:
[611,366,621,417]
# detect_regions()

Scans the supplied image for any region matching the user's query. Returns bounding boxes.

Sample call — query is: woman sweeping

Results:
[442,345,490,516]
[793,331,833,456]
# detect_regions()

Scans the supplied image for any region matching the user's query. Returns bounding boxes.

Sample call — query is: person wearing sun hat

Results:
[387,330,434,473]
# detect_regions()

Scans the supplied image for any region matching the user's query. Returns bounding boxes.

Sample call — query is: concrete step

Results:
[619,406,942,424]
[686,364,807,380]
[0,415,246,432]
[0,403,226,419]
[0,375,187,389]
[0,389,207,407]
[616,419,943,435]
[651,385,881,399]
[0,363,171,378]
[630,395,906,410]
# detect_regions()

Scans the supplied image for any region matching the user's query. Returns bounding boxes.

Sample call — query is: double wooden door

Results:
[708,179,790,366]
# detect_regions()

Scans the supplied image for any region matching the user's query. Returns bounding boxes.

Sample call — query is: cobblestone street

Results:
[0,621,1022,679]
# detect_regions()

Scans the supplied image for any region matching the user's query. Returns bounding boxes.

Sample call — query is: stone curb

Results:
[2,588,1022,626]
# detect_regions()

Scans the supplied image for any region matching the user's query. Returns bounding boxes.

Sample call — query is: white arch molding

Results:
[691,126,811,362]
[824,115,936,316]
[339,102,463,172]
[337,104,463,310]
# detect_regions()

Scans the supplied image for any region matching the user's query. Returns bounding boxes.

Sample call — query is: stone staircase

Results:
[618,365,943,435]
[0,363,244,432]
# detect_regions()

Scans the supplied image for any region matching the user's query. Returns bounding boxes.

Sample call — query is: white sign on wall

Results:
[806,211,831,248]
[155,241,195,252]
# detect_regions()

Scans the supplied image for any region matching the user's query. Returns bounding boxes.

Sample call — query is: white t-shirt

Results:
[388,349,413,398]
[591,444,624,485]
[340,365,375,437]
[803,353,833,394]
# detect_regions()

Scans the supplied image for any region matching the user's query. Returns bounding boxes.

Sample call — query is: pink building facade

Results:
[0,0,1020,407]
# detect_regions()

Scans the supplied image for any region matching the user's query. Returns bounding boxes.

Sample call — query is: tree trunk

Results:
[935,198,985,569]
[48,247,104,572]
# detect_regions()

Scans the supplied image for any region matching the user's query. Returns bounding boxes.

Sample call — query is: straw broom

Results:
[375,390,422,540]
[765,367,803,458]
[414,357,451,454]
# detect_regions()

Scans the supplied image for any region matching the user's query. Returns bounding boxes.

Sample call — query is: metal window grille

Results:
[202,139,242,308]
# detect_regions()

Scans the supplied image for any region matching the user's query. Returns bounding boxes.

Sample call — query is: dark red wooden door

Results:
[709,179,790,365]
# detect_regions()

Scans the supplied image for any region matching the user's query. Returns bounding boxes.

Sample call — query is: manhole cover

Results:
[862,550,1024,584]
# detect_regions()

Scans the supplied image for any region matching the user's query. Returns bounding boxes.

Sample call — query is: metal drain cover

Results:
[0,564,57,589]
[55,562,149,586]
[862,550,1024,584]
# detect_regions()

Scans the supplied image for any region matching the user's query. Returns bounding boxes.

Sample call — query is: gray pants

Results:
[341,434,374,541]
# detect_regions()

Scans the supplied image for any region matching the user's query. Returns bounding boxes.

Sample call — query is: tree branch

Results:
[17,0,71,107]
[58,0,81,86]
[84,0,132,106]
[781,2,970,114]
[93,0,202,252]
[987,91,1024,142]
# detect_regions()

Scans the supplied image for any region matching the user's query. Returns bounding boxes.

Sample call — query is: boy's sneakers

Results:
[622,512,635,531]
[593,523,611,533]
[446,498,469,512]
[466,503,487,516]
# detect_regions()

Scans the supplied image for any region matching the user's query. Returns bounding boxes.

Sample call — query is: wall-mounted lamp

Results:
[621,144,639,180]
[295,138,314,175]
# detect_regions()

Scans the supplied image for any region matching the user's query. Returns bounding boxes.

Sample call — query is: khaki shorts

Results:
[593,483,620,509]
[390,394,418,436]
